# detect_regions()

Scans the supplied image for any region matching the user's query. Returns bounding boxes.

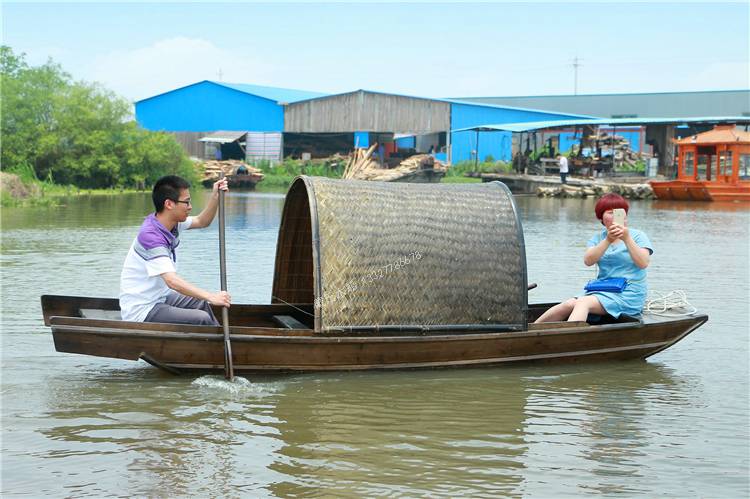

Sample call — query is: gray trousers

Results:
[144,291,219,326]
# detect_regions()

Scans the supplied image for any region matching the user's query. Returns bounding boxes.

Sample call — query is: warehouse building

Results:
[287,91,593,163]
[136,82,586,164]
[284,90,589,163]
[451,90,750,119]
[135,80,325,161]
[136,82,748,166]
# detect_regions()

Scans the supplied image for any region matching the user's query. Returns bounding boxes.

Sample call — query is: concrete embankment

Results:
[467,173,654,199]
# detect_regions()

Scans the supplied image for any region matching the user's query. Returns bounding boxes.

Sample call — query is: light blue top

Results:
[585,228,653,318]
[587,228,652,281]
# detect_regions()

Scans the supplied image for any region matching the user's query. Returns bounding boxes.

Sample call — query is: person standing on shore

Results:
[119,175,231,325]
[558,154,569,184]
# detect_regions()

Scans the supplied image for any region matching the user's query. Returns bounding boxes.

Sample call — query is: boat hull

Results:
[389,169,446,183]
[650,180,750,202]
[202,173,264,189]
[47,312,708,373]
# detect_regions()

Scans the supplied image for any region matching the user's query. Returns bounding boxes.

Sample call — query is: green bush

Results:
[616,160,646,173]
[1,46,196,189]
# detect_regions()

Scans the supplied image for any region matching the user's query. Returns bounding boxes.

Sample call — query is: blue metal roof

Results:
[444,98,596,119]
[287,88,449,105]
[211,81,327,103]
[135,80,327,105]
[450,89,750,100]
[453,116,750,133]
[287,88,595,118]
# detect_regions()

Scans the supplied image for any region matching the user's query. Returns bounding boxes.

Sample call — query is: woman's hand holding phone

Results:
[606,224,623,242]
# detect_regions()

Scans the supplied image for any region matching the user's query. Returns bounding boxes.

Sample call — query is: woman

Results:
[535,193,653,323]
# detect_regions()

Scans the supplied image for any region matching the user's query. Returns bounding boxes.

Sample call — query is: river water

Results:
[1,189,748,497]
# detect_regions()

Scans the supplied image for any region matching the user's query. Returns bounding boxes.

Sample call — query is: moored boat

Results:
[42,176,708,373]
[201,159,265,189]
[650,125,750,202]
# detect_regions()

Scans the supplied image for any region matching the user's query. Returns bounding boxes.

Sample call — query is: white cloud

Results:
[88,37,273,102]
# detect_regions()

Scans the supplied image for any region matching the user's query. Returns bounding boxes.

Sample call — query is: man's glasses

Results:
[172,198,191,205]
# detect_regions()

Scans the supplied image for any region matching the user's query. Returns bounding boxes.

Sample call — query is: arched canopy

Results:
[272,176,528,333]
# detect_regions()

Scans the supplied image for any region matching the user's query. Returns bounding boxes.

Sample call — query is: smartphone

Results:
[612,208,626,225]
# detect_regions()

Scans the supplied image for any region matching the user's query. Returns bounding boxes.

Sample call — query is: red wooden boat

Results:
[650,125,750,202]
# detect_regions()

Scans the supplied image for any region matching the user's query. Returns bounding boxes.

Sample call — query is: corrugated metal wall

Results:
[284,91,450,134]
[246,132,283,162]
[171,132,208,158]
[136,81,284,132]
[450,103,581,162]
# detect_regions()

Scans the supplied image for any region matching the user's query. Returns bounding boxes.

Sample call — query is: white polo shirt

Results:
[119,215,193,322]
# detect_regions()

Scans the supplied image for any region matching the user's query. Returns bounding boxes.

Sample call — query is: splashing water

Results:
[191,375,257,395]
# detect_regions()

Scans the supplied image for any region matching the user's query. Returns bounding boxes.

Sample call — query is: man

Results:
[119,175,231,325]
[558,154,569,184]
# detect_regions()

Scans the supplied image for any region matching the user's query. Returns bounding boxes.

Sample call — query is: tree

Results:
[1,46,197,188]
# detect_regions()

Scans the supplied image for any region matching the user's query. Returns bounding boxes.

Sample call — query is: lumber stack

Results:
[343,146,447,182]
[571,131,644,169]
[342,144,379,179]
[200,160,264,183]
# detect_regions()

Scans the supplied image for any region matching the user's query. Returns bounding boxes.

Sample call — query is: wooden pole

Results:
[611,125,616,173]
[475,129,480,171]
[218,171,234,381]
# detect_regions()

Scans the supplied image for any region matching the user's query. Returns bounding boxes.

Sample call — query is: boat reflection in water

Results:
[37,362,690,496]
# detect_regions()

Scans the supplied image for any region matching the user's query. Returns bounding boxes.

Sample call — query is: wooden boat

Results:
[201,160,265,189]
[650,125,750,202]
[389,168,445,183]
[42,176,707,373]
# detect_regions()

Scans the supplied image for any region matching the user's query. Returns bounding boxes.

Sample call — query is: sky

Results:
[3,2,749,103]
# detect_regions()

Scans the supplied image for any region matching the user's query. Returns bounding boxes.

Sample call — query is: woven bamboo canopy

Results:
[272,176,528,333]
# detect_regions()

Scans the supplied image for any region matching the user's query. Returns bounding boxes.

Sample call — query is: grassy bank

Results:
[253,158,345,191]
[1,170,145,207]
[442,159,512,183]
[2,157,502,206]
[254,157,502,188]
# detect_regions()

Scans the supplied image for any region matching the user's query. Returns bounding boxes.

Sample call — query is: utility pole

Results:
[572,57,581,95]
[218,68,223,81]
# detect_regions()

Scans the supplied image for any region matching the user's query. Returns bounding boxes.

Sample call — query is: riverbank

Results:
[0,172,149,207]
[2,166,480,206]
[467,172,654,199]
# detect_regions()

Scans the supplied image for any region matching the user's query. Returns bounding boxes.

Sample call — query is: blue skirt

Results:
[585,282,647,318]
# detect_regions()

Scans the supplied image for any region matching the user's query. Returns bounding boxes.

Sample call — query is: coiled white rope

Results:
[644,290,698,317]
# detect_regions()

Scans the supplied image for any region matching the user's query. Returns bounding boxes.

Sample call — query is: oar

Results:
[218,171,234,381]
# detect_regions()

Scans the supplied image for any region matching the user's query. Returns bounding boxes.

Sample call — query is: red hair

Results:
[595,193,629,220]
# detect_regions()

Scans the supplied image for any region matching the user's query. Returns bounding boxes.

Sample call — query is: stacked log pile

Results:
[343,144,447,181]
[201,160,264,183]
[342,144,379,179]
[571,130,644,169]
[537,183,654,199]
